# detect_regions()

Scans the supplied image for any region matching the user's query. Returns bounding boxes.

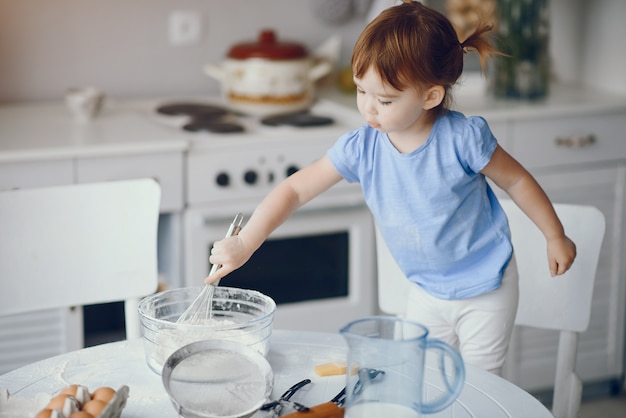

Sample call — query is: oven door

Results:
[184,205,378,332]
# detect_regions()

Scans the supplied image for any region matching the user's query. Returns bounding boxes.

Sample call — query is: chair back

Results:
[498,199,604,333]
[376,225,411,316]
[0,179,160,338]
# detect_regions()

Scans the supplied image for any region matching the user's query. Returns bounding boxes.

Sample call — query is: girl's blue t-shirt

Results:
[327,110,512,300]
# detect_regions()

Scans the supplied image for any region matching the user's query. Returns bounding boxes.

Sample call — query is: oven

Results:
[185,205,376,332]
[181,99,378,332]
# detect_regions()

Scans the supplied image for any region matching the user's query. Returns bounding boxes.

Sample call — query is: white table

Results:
[0,330,552,417]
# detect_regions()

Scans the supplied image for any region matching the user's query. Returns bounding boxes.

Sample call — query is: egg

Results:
[69,412,94,418]
[91,386,116,403]
[82,399,108,417]
[47,394,79,416]
[35,409,65,418]
[47,394,69,410]
[60,384,80,396]
[60,384,91,406]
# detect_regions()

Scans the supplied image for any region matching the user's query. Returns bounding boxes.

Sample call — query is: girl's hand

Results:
[204,235,253,284]
[547,235,577,276]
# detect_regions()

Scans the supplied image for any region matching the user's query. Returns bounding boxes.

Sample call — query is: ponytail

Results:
[460,22,504,75]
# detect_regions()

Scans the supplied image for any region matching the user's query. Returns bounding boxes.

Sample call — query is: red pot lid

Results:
[227,30,308,60]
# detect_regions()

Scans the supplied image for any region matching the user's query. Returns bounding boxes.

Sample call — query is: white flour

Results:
[167,349,271,416]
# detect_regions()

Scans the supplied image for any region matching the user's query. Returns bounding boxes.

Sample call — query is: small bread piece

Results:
[314,362,348,376]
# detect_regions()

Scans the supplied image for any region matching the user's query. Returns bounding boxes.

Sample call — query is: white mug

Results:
[65,86,104,123]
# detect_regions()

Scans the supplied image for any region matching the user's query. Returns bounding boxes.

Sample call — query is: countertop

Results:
[1,84,625,164]
[0,99,188,163]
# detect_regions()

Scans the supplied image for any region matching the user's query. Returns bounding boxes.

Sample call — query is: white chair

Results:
[0,179,160,356]
[376,199,605,418]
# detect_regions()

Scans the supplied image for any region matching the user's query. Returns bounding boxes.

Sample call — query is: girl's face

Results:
[354,67,438,139]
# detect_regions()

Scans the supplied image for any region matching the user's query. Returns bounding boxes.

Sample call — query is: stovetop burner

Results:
[260,111,334,127]
[156,102,229,118]
[155,101,335,134]
[183,119,245,133]
[156,102,246,133]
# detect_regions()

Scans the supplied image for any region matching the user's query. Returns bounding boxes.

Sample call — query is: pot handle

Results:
[203,64,225,82]
[308,60,332,82]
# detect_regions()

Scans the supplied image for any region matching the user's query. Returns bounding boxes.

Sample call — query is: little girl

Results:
[206,0,576,375]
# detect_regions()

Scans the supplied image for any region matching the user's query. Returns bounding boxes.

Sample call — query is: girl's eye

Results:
[378,99,391,105]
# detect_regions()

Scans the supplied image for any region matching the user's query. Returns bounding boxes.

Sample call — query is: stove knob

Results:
[244,170,258,185]
[286,165,299,177]
[216,172,230,187]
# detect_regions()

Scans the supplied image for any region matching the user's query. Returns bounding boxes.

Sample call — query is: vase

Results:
[491,0,550,99]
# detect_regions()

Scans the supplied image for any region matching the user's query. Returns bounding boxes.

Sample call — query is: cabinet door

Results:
[502,163,625,391]
[0,307,81,375]
[76,153,184,212]
[510,112,626,169]
[0,159,73,192]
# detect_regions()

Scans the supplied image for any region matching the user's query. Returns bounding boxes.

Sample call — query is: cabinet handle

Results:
[554,134,596,148]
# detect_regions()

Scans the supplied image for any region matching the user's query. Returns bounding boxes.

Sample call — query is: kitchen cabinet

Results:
[1,152,185,213]
[509,113,626,169]
[76,152,184,213]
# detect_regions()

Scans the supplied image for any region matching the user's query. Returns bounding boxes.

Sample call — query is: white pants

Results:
[404,255,519,376]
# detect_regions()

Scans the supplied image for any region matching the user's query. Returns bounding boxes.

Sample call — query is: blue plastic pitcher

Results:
[340,316,465,417]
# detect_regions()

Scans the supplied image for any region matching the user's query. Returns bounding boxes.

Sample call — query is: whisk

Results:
[177,213,244,324]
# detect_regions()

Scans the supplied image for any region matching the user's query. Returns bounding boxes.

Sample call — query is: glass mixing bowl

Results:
[138,286,276,374]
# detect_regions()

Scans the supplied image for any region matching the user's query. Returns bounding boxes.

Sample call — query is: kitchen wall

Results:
[0,0,370,103]
[0,0,624,104]
[580,0,626,94]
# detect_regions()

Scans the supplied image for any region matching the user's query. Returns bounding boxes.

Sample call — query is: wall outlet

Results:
[168,10,202,46]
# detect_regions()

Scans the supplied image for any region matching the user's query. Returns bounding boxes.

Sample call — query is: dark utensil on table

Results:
[260,378,311,417]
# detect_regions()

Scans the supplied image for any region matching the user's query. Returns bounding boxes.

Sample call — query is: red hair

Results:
[351,0,500,118]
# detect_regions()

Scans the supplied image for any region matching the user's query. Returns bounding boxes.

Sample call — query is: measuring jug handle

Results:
[420,339,466,414]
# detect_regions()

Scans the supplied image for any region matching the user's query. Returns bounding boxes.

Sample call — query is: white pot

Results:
[204,30,332,116]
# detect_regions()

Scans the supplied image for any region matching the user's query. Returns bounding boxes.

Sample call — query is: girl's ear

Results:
[423,85,445,110]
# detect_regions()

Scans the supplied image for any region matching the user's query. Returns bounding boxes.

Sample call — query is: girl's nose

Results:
[363,97,377,115]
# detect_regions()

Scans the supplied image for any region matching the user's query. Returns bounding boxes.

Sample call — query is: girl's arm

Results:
[482,145,577,276]
[205,155,343,283]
